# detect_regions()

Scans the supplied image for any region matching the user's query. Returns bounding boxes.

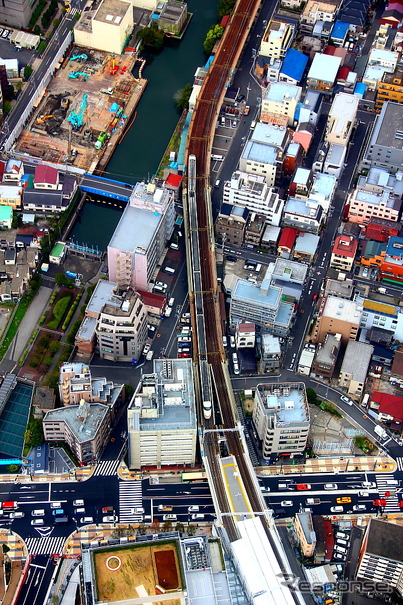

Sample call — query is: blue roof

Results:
[280,48,308,83]
[331,20,350,40]
[354,82,366,94]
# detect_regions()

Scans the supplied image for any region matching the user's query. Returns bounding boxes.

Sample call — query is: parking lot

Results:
[0,32,35,69]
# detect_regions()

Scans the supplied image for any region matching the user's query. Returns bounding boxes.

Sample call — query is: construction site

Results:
[14,46,147,172]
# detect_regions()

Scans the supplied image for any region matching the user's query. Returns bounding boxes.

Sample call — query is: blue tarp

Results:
[110,102,119,113]
[280,48,308,83]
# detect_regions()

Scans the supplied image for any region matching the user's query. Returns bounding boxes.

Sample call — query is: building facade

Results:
[330,235,358,272]
[223,171,284,224]
[338,340,373,397]
[325,92,358,147]
[312,295,362,345]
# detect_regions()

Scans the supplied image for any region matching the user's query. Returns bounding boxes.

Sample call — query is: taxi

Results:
[336,497,352,504]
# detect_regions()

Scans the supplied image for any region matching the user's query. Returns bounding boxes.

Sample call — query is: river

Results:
[70,0,216,250]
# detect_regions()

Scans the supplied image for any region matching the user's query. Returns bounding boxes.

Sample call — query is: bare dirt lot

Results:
[94,542,182,603]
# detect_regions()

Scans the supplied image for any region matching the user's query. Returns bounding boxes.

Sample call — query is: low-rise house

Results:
[330,235,358,272]
[215,204,248,247]
[306,53,341,93]
[295,511,316,557]
[235,322,255,348]
[293,232,320,263]
[312,333,341,379]
[259,333,282,372]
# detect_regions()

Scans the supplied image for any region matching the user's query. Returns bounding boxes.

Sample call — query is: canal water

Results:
[70,0,216,250]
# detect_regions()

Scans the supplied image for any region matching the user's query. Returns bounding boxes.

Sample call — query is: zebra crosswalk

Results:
[396,457,403,472]
[93,459,121,477]
[119,480,143,523]
[376,474,401,512]
[25,536,66,555]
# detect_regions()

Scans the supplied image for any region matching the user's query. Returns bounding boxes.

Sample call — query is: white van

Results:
[386,480,399,486]
[188,505,199,512]
[191,514,205,520]
[163,514,177,521]
[164,266,175,275]
[31,509,45,517]
[170,242,179,250]
[168,297,175,307]
[50,502,62,509]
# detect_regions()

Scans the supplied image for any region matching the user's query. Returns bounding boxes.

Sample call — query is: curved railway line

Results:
[183,0,307,599]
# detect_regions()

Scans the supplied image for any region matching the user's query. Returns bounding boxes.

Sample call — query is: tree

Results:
[136,23,164,51]
[74,11,81,20]
[187,524,196,536]
[3,102,11,115]
[37,40,47,53]
[218,0,236,18]
[174,83,192,112]
[53,18,60,28]
[203,24,224,55]
[306,388,318,405]
[6,85,15,100]
[7,464,19,474]
[54,273,74,288]
[33,25,42,36]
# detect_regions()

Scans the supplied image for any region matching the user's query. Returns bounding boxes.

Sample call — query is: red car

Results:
[178,352,189,358]
[373,499,387,507]
[312,293,319,301]
[296,484,311,490]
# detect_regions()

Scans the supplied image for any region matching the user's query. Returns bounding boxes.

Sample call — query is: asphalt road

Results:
[15,554,55,605]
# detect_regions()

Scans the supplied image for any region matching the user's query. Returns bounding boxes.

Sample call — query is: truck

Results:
[377,287,387,294]
[102,506,114,514]
[306,498,321,505]
[0,502,17,512]
[146,350,154,361]
[374,425,388,441]
[158,505,172,512]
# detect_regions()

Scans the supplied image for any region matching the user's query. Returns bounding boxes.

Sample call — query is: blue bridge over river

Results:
[80,173,134,201]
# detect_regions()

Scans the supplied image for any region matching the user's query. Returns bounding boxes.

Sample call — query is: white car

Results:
[1,30,9,39]
[73,499,84,507]
[353,505,366,511]
[230,336,235,348]
[324,484,338,490]
[280,501,293,507]
[155,281,167,289]
[10,512,24,519]
[178,336,191,343]
[222,336,227,347]
[340,395,353,406]
[31,519,44,526]
[232,352,238,364]
[233,362,240,375]
[102,515,118,523]
[143,343,151,355]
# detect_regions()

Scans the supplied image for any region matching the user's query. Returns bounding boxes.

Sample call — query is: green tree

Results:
[7,464,19,474]
[53,18,59,28]
[187,524,196,536]
[38,40,47,53]
[203,24,224,55]
[306,388,318,405]
[6,85,15,100]
[74,11,81,20]
[136,23,164,51]
[44,356,53,367]
[174,83,192,112]
[3,102,12,115]
[33,25,42,35]
[218,0,236,18]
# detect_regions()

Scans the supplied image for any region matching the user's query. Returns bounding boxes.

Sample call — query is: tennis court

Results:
[0,381,33,458]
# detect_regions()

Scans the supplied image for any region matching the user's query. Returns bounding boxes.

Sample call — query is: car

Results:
[50,502,63,509]
[0,29,4,37]
[226,255,237,262]
[353,505,366,511]
[178,336,191,343]
[31,519,44,526]
[9,511,24,518]
[232,352,238,364]
[148,324,156,332]
[102,515,118,523]
[296,484,311,490]
[132,507,145,514]
[324,483,338,490]
[52,509,65,516]
[124,184,132,189]
[237,94,245,101]
[361,481,376,489]
[1,30,9,39]
[143,343,151,355]
[182,313,191,319]
[280,501,293,507]
[340,395,353,406]
[336,497,352,504]
[178,352,189,358]
[188,505,199,512]
[330,506,344,512]
[354,266,360,275]
[155,281,167,289]
[73,499,84,507]
[230,336,236,348]
[334,545,347,554]
[312,293,318,301]
[233,362,240,375]
[333,553,345,560]
[215,179,221,188]
[79,517,94,524]
[362,267,369,278]
[223,336,227,347]
[75,507,85,514]
[232,120,237,128]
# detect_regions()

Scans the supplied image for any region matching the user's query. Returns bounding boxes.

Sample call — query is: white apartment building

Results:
[96,290,148,362]
[253,382,310,457]
[300,0,338,28]
[325,92,358,147]
[107,181,175,291]
[74,0,134,54]
[259,19,295,60]
[347,187,401,224]
[223,171,284,224]
[261,82,302,126]
[360,298,403,342]
[239,142,280,186]
[127,358,197,469]
[338,340,373,397]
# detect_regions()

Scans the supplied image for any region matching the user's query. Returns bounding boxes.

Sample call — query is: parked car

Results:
[31,519,44,526]
[340,395,353,406]
[102,515,118,523]
[2,30,9,38]
[10,511,24,518]
[230,336,236,348]
[280,501,293,507]
[362,267,369,278]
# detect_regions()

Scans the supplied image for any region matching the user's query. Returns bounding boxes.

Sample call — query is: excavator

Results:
[37,115,54,124]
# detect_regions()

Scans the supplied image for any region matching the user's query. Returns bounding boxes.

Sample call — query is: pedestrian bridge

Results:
[80,173,134,201]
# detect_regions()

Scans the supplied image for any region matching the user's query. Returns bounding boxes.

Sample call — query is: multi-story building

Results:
[363,48,400,92]
[293,232,320,264]
[347,188,401,224]
[96,289,148,363]
[244,213,266,247]
[380,236,403,285]
[279,48,308,85]
[158,0,187,35]
[329,235,358,272]
[282,198,323,234]
[253,382,310,457]
[312,333,341,379]
[260,82,302,126]
[43,400,111,464]
[239,141,281,186]
[308,172,337,213]
[357,519,403,597]
[259,18,295,60]
[74,0,134,54]
[359,297,403,342]
[59,362,124,412]
[259,333,282,372]
[230,275,294,336]
[361,102,403,173]
[338,340,373,397]
[306,54,341,93]
[312,295,362,345]
[235,322,256,348]
[107,181,175,291]
[271,257,308,286]
[325,92,358,147]
[300,0,339,30]
[376,69,403,112]
[223,171,284,224]
[0,0,33,28]
[215,204,249,247]
[357,166,403,201]
[295,512,316,557]
[127,358,197,469]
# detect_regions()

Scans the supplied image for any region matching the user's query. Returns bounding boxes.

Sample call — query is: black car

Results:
[226,255,237,262]
[238,94,245,101]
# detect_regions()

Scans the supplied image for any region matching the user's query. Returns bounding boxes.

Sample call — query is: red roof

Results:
[165,173,182,189]
[0,161,5,182]
[371,390,403,422]
[392,349,403,376]
[365,222,399,242]
[337,66,350,81]
[332,234,358,258]
[34,164,58,185]
[138,290,166,309]
[278,227,298,251]
[324,45,336,55]
[220,15,230,27]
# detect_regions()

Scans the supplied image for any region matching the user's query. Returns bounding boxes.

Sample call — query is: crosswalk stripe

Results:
[396,457,403,472]
[119,480,143,522]
[93,459,121,477]
[376,474,401,512]
[25,536,66,555]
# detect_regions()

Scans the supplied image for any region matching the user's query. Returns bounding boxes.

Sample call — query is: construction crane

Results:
[68,94,88,131]
[69,53,88,64]
[37,114,55,124]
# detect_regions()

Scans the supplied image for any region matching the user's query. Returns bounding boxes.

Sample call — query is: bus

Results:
[181,471,207,483]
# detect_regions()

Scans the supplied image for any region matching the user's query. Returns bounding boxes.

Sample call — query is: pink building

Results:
[348,187,401,224]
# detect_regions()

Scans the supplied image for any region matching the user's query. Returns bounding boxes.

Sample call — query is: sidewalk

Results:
[0,529,27,561]
[256,455,396,476]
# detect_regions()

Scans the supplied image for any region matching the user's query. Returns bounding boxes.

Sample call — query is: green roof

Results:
[0,206,13,220]
[50,242,65,258]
